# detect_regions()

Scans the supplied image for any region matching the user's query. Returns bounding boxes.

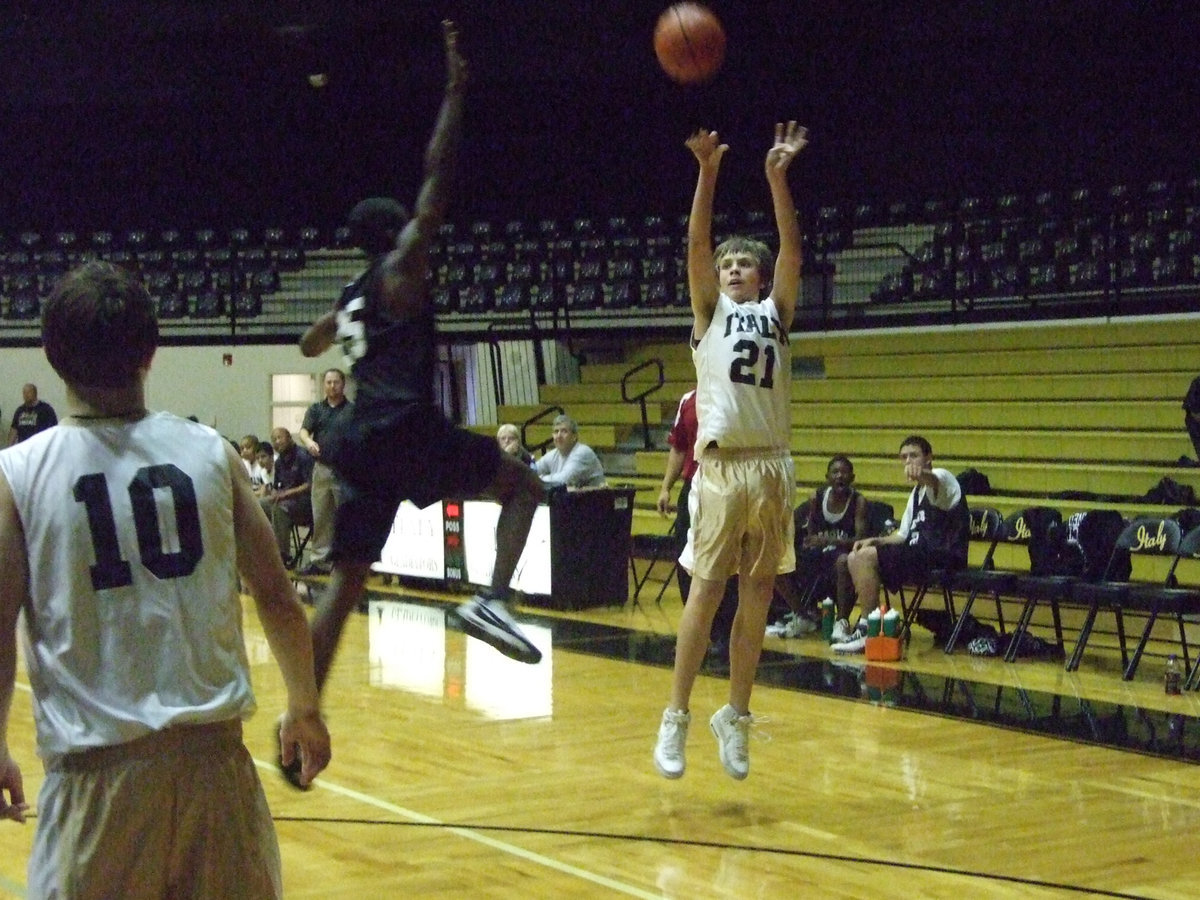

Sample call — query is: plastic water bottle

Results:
[882,607,902,638]
[821,598,835,641]
[866,608,882,638]
[1165,654,1183,695]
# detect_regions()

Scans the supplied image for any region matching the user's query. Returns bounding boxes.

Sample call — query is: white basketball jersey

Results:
[694,292,791,451]
[0,412,255,762]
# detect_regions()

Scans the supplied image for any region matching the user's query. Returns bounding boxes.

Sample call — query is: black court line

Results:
[271,816,1152,899]
[355,585,1200,767]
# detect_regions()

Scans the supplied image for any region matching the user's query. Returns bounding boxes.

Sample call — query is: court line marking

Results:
[14,681,652,897]
[253,760,660,899]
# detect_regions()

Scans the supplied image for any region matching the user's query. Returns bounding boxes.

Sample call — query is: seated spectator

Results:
[768,455,868,638]
[496,422,535,467]
[238,433,263,479]
[831,435,969,653]
[252,439,275,497]
[261,427,313,566]
[534,414,605,489]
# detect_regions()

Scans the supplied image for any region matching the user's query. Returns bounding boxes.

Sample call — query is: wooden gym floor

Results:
[4,573,1200,899]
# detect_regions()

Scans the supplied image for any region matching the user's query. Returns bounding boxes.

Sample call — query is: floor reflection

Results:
[362,589,1200,763]
[366,597,553,721]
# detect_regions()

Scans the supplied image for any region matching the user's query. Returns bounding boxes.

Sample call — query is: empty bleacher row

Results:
[858,180,1200,312]
[2,173,1199,338]
[0,226,332,335]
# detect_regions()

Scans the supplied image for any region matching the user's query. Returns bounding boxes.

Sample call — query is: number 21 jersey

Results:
[694,293,791,452]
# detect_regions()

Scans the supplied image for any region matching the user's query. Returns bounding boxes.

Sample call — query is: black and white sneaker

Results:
[453,596,543,665]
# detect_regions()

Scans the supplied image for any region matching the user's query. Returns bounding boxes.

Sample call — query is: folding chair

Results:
[895,568,956,639]
[286,522,311,570]
[942,507,1007,652]
[1003,507,1071,662]
[1122,523,1200,683]
[629,532,681,607]
[1066,515,1182,676]
[894,504,982,638]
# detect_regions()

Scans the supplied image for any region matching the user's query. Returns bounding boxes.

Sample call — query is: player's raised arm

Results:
[764,121,807,332]
[377,20,468,319]
[685,128,727,341]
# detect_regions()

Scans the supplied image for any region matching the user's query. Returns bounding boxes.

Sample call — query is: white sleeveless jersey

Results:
[0,412,255,762]
[694,293,791,451]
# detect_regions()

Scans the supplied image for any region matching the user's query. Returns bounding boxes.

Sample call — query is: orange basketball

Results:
[653,4,726,85]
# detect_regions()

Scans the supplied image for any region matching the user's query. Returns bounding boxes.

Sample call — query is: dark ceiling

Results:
[2,1,1198,231]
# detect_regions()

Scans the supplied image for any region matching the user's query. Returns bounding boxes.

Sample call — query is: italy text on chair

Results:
[1066,516,1181,676]
[1122,523,1200,684]
[1002,507,1081,663]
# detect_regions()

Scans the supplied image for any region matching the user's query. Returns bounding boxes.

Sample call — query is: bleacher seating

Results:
[584,318,1200,548]
[0,172,1197,339]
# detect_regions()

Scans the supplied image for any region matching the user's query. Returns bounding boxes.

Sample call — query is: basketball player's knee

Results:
[847,548,875,579]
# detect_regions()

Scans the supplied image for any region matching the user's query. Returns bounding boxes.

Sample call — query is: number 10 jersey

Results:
[0,412,254,764]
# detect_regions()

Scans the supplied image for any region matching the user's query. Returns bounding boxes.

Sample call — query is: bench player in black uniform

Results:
[298,21,544,706]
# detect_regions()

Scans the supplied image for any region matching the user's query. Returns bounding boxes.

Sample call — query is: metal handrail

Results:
[484,321,506,407]
[521,405,564,457]
[620,358,665,450]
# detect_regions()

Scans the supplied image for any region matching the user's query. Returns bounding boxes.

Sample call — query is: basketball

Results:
[653,4,726,85]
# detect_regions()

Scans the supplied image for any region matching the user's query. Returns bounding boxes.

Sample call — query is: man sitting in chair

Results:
[830,435,969,653]
[261,427,313,568]
[535,414,605,489]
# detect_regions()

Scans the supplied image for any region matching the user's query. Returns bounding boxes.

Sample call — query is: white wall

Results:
[0,337,570,440]
[0,343,341,440]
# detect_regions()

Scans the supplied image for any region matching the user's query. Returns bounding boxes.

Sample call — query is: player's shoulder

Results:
[142,411,228,452]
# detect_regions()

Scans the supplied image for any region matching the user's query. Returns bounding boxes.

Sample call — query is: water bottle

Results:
[1165,654,1183,695]
[882,607,902,638]
[866,607,882,638]
[821,598,835,641]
